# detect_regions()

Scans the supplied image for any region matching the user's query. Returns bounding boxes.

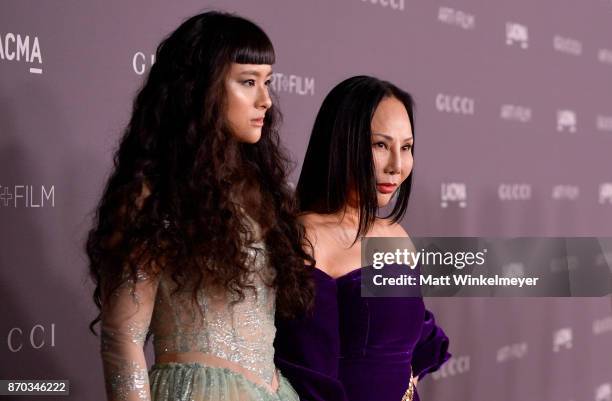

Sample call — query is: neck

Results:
[326,204,366,237]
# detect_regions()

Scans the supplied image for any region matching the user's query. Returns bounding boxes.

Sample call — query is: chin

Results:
[237,129,262,144]
[377,195,392,207]
[245,135,261,144]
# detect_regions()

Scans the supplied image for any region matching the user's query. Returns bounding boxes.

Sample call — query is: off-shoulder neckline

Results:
[309,263,418,281]
[309,265,366,281]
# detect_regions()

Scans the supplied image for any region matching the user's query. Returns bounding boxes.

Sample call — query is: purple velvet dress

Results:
[275,265,450,401]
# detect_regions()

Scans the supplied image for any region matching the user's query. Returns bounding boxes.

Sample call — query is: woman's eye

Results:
[402,145,413,151]
[264,79,272,86]
[373,142,387,149]
[243,79,256,87]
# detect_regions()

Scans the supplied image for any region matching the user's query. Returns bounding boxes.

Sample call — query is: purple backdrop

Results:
[1,0,611,400]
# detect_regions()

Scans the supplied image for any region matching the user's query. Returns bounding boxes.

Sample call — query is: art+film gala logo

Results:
[360,0,405,12]
[505,22,529,49]
[270,73,315,96]
[0,184,55,208]
[500,104,532,123]
[6,323,56,352]
[441,183,467,208]
[0,32,43,74]
[437,6,475,30]
[552,185,579,201]
[496,341,528,363]
[553,34,582,56]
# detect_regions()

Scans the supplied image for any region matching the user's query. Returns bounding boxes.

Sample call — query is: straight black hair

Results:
[296,75,415,242]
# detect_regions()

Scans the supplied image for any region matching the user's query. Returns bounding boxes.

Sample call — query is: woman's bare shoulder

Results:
[298,212,344,269]
[298,212,337,235]
[298,211,323,226]
[377,218,410,238]
[375,219,416,253]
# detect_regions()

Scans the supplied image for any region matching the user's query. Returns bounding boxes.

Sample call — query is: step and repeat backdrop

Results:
[1,0,611,400]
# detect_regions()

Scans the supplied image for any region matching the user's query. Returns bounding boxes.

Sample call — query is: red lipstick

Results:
[376,183,397,194]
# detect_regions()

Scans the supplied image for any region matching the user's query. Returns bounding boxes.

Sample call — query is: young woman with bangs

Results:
[87,11,313,401]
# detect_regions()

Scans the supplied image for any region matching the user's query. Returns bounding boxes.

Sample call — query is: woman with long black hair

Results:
[275,76,450,401]
[87,11,313,401]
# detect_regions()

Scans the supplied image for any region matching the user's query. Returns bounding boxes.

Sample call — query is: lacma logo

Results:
[270,73,315,96]
[599,183,612,204]
[557,110,577,132]
[435,94,475,115]
[441,183,467,208]
[553,35,582,56]
[0,185,55,208]
[361,0,405,11]
[0,32,43,74]
[438,7,476,30]
[552,327,572,352]
[500,104,531,123]
[506,23,528,49]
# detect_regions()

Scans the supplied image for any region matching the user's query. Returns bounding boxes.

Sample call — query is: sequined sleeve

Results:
[100,272,159,401]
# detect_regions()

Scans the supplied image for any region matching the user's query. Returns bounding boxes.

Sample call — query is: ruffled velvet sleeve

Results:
[411,308,451,380]
[274,269,348,401]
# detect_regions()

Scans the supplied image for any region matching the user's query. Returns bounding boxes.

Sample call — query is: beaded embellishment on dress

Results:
[100,216,298,401]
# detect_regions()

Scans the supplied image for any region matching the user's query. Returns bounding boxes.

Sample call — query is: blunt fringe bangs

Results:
[184,11,275,65]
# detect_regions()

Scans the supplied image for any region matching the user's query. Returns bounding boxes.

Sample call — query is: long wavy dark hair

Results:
[296,75,415,242]
[87,11,314,333]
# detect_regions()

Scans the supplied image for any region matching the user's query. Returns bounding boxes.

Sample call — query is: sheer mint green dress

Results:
[99,235,299,401]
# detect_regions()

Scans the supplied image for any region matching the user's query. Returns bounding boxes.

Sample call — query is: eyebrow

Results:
[238,70,273,78]
[371,133,414,142]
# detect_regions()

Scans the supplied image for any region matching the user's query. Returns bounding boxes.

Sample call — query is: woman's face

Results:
[224,63,273,143]
[370,96,414,207]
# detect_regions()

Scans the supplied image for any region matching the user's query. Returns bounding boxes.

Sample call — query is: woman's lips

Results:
[251,118,264,127]
[376,183,397,194]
